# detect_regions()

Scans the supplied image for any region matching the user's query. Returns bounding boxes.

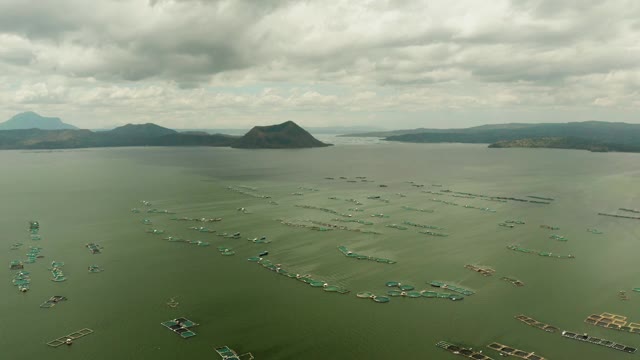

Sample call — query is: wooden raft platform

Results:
[47,328,93,347]
[487,342,545,360]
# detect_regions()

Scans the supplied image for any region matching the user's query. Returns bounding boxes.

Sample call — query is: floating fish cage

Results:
[86,243,102,254]
[500,277,524,287]
[161,317,199,339]
[254,259,349,294]
[40,295,67,308]
[435,340,493,359]
[214,345,254,359]
[514,315,558,333]
[47,328,93,347]
[29,221,40,230]
[88,265,103,273]
[218,246,235,256]
[337,246,396,264]
[506,245,574,259]
[403,221,443,230]
[464,264,495,276]
[487,342,545,360]
[429,281,475,296]
[562,330,636,353]
[419,230,449,237]
[584,312,640,334]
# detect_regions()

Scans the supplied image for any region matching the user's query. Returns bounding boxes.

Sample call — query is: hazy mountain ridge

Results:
[0,115,326,150]
[0,112,78,130]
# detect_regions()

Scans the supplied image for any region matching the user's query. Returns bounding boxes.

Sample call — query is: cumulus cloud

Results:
[0,0,639,128]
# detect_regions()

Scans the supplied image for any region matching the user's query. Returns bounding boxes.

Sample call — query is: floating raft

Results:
[161,317,199,339]
[587,228,603,234]
[436,341,494,359]
[506,245,574,259]
[515,315,558,333]
[561,330,636,353]
[47,328,93,347]
[214,345,254,359]
[464,264,495,276]
[337,246,396,264]
[86,243,102,254]
[498,223,515,228]
[10,260,24,270]
[40,295,67,309]
[487,342,545,360]
[500,277,524,287]
[10,242,23,250]
[585,312,640,334]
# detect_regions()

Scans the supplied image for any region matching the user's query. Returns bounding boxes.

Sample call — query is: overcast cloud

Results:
[0,0,639,129]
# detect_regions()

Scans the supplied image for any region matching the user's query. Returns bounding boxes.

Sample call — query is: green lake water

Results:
[2,142,640,359]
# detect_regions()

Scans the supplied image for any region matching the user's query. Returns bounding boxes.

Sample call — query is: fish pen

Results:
[161,317,199,339]
[47,328,93,347]
[436,341,494,359]
[215,345,254,359]
[254,259,350,295]
[337,246,396,264]
[464,264,495,276]
[506,245,574,259]
[86,243,102,254]
[561,330,636,353]
[428,281,475,296]
[487,342,545,360]
[403,221,443,230]
[401,206,434,213]
[40,295,68,308]
[500,277,525,287]
[12,270,31,292]
[584,313,640,334]
[218,246,235,256]
[514,315,558,333]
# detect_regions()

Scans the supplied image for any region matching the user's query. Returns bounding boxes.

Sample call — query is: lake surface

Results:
[2,143,640,359]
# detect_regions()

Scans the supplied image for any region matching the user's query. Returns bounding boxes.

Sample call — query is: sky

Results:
[0,0,639,130]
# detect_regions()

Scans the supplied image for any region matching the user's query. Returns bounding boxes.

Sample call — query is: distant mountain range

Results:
[0,112,78,130]
[343,121,640,153]
[0,113,329,150]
